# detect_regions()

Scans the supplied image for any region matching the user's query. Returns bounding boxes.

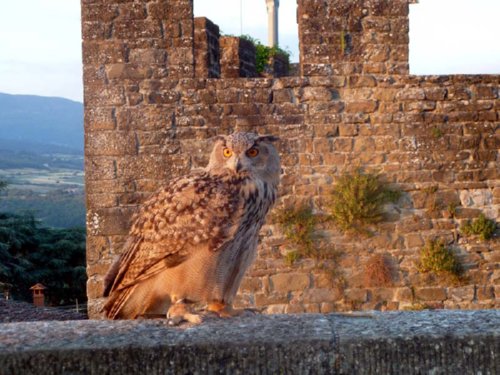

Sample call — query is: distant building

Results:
[30,283,47,307]
[265,0,279,47]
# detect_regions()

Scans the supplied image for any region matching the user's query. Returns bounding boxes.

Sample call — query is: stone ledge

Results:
[0,311,498,374]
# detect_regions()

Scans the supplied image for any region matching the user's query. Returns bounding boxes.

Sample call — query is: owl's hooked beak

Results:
[230,157,245,174]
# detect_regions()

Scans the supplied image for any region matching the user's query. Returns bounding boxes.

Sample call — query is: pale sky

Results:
[0,0,499,102]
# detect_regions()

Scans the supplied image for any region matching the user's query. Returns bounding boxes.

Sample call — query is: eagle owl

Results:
[103,132,280,323]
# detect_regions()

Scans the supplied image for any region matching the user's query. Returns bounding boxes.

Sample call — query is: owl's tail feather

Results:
[103,285,136,319]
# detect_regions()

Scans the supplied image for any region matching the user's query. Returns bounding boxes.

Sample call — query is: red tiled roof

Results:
[0,299,87,323]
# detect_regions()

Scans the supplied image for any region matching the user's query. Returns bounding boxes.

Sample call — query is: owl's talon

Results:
[167,301,204,325]
[207,302,245,318]
[167,316,183,326]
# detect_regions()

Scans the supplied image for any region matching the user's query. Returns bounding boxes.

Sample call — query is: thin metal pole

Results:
[240,0,243,35]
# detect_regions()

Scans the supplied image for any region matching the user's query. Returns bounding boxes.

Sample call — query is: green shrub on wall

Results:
[274,206,317,263]
[461,213,496,241]
[418,239,463,282]
[274,206,340,264]
[327,169,401,234]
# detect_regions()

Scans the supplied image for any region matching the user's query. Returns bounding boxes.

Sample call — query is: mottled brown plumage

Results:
[103,132,280,322]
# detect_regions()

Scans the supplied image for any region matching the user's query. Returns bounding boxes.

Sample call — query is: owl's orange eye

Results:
[246,148,259,158]
[223,148,233,158]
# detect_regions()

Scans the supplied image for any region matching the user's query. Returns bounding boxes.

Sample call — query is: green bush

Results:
[274,206,341,264]
[418,239,462,279]
[274,206,317,258]
[461,213,496,241]
[239,34,290,73]
[327,169,400,233]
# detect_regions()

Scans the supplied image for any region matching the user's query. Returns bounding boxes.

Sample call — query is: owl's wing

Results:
[104,172,244,296]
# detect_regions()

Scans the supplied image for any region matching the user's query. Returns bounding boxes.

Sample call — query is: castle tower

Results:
[265,0,280,47]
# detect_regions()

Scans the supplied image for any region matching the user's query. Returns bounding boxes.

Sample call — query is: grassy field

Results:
[0,168,84,193]
[0,153,85,228]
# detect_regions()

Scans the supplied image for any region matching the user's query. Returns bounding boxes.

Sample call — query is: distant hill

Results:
[0,93,83,152]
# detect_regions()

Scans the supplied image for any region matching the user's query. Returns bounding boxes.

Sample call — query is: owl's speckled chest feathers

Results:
[132,171,276,248]
[123,171,277,302]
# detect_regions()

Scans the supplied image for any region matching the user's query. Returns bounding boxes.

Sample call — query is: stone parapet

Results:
[0,311,498,374]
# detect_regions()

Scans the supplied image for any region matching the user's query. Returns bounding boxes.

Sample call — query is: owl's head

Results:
[207,132,281,185]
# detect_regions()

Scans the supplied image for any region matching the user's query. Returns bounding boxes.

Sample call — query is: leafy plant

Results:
[274,206,317,259]
[327,169,401,233]
[284,250,301,266]
[431,127,443,138]
[239,34,290,73]
[402,303,432,311]
[423,185,438,194]
[461,213,496,241]
[446,202,458,218]
[274,206,340,265]
[418,239,462,280]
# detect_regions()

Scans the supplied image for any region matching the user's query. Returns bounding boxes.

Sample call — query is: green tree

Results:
[0,211,86,305]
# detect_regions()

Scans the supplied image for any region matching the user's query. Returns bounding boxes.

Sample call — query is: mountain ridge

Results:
[0,92,83,152]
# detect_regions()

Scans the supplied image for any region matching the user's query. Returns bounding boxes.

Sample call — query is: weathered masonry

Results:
[2,311,499,374]
[83,0,499,318]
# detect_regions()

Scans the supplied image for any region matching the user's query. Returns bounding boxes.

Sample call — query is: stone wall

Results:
[298,0,409,76]
[2,311,499,374]
[83,0,499,318]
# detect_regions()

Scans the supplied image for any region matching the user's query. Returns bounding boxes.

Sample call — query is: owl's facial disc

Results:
[221,145,260,175]
[207,132,280,184]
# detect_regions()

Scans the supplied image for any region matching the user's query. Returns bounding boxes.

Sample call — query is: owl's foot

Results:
[207,302,252,318]
[166,301,203,326]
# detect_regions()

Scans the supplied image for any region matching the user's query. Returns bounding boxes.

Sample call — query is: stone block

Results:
[476,286,495,301]
[473,85,497,99]
[302,87,337,102]
[370,288,396,302]
[424,87,447,101]
[353,137,376,152]
[395,88,425,101]
[449,286,475,302]
[344,288,369,303]
[254,292,288,306]
[460,189,493,207]
[86,131,138,156]
[394,287,413,302]
[345,100,378,113]
[302,288,341,303]
[338,124,358,136]
[415,287,447,301]
[106,63,152,80]
[239,277,263,293]
[270,273,311,292]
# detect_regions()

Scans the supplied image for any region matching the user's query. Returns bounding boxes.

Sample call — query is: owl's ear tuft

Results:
[257,135,279,143]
